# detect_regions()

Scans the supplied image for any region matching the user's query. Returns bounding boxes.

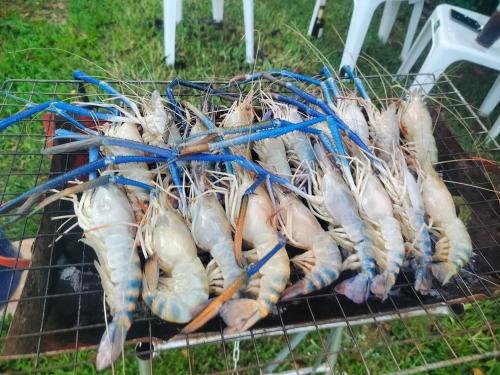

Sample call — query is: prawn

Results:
[189,162,242,292]
[368,102,433,294]
[277,190,341,300]
[73,184,141,370]
[219,97,290,332]
[252,106,341,300]
[420,167,472,284]
[398,92,472,284]
[399,91,438,165]
[269,103,318,192]
[313,143,376,304]
[142,90,176,146]
[141,191,209,323]
[338,98,405,300]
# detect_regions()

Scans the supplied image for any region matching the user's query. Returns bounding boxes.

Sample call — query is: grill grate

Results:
[0,74,499,374]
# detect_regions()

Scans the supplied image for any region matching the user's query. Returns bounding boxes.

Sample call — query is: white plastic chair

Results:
[397,4,500,139]
[309,0,424,68]
[163,0,254,66]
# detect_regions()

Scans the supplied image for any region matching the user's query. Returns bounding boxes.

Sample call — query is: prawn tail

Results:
[431,262,458,285]
[96,313,131,371]
[281,279,308,301]
[414,265,433,295]
[219,298,265,333]
[370,271,397,301]
[334,273,371,304]
[282,265,340,301]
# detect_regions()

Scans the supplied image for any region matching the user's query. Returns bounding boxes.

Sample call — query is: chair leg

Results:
[378,1,401,44]
[340,0,384,69]
[397,17,431,75]
[164,0,177,66]
[401,0,424,60]
[243,0,254,64]
[308,0,326,36]
[410,48,453,95]
[488,115,500,140]
[212,0,224,23]
[479,74,500,117]
[176,0,183,23]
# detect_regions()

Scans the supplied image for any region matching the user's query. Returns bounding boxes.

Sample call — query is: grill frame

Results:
[0,73,499,374]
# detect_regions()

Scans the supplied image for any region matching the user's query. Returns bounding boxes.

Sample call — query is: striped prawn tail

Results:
[96,312,132,371]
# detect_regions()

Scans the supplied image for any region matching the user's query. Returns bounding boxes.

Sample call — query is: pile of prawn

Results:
[0,68,472,370]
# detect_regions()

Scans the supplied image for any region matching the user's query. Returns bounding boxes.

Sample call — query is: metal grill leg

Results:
[312,326,344,374]
[136,342,153,375]
[264,331,308,373]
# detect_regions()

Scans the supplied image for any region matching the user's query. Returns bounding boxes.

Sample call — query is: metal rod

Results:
[156,305,451,351]
[386,351,500,375]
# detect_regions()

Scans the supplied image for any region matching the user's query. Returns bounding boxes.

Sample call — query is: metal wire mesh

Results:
[0,74,498,374]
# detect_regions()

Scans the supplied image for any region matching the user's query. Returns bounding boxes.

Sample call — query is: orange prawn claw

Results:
[181,273,248,334]
[234,194,249,268]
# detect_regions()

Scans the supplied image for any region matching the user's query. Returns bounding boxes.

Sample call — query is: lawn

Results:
[0,0,499,374]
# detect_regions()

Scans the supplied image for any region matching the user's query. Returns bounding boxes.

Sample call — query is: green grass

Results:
[0,0,499,374]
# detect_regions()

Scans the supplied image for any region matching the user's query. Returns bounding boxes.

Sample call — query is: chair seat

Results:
[432,4,500,70]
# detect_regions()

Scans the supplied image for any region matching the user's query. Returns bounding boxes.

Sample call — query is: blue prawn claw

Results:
[0,155,163,216]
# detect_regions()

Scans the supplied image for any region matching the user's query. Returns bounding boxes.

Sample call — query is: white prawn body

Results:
[74,184,141,370]
[212,98,289,332]
[142,200,209,323]
[253,137,292,178]
[280,107,317,166]
[338,98,370,143]
[360,171,405,299]
[279,106,318,189]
